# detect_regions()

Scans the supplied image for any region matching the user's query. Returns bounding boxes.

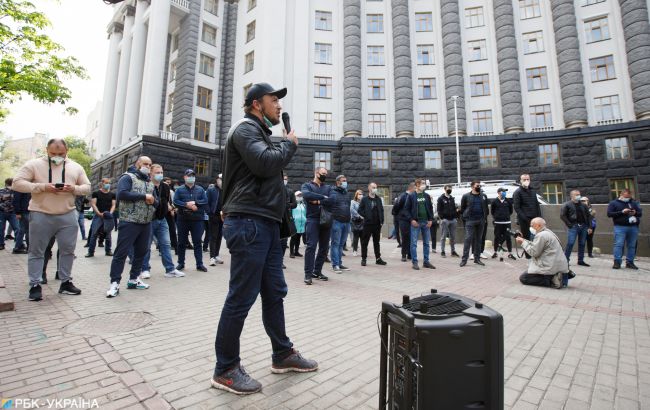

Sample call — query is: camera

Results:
[506,228,522,238]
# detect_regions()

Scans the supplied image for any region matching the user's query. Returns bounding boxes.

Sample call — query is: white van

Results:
[425,180,550,208]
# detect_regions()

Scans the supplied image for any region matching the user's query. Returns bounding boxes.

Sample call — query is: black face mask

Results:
[318,174,327,182]
[446,189,452,195]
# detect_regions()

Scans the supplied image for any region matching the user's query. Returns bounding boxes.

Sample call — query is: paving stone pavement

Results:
[0,231,649,409]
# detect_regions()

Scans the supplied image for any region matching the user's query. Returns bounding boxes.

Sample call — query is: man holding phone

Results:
[13,138,91,301]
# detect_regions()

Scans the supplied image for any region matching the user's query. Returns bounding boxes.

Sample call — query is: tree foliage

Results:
[64,135,92,177]
[0,0,87,120]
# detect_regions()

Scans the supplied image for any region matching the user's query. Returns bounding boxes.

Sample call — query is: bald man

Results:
[106,156,159,298]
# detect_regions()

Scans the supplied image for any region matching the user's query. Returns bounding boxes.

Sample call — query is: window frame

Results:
[194,119,211,142]
[608,178,636,201]
[315,10,333,31]
[470,74,490,97]
[368,78,386,100]
[313,112,333,134]
[604,137,630,160]
[368,114,387,136]
[465,7,485,28]
[594,95,622,122]
[201,23,218,46]
[519,0,542,20]
[541,182,565,204]
[478,147,499,169]
[246,21,256,43]
[526,66,549,91]
[590,55,616,82]
[522,31,544,54]
[371,150,390,170]
[367,45,385,66]
[314,151,332,171]
[196,86,213,110]
[194,157,209,176]
[424,149,442,169]
[415,12,433,32]
[314,76,333,99]
[585,16,610,43]
[473,110,493,133]
[204,0,219,16]
[529,104,553,128]
[417,44,434,65]
[468,39,487,61]
[315,43,333,65]
[538,143,560,167]
[418,78,436,100]
[199,53,215,77]
[367,14,384,33]
[419,113,439,136]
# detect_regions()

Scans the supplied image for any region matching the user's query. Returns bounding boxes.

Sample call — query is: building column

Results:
[493,0,524,133]
[138,0,171,137]
[216,0,239,145]
[343,0,362,138]
[618,0,650,120]
[550,0,588,128]
[98,23,123,156]
[440,0,467,136]
[392,0,415,137]
[122,0,148,144]
[110,6,135,150]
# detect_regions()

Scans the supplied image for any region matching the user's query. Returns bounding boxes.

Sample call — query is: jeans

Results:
[214,215,293,375]
[410,221,431,264]
[613,225,639,264]
[77,211,86,240]
[141,218,175,273]
[27,211,78,285]
[0,212,23,249]
[462,219,484,262]
[304,219,330,278]
[109,221,152,284]
[88,215,112,254]
[330,220,349,267]
[176,217,205,267]
[439,219,456,253]
[361,224,382,260]
[565,224,589,263]
[398,219,411,258]
[208,214,223,258]
[16,213,29,249]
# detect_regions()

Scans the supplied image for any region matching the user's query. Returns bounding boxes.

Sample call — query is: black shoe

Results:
[85,253,94,258]
[289,253,295,259]
[343,247,349,252]
[339,265,350,271]
[508,254,517,260]
[460,260,467,267]
[211,365,262,395]
[5,234,14,240]
[342,252,346,257]
[401,256,407,262]
[304,278,312,285]
[440,251,446,258]
[105,251,113,256]
[397,244,401,248]
[325,257,331,263]
[376,258,387,266]
[412,263,420,270]
[0,245,4,250]
[282,264,287,269]
[491,253,498,259]
[568,270,576,279]
[626,262,639,270]
[83,243,89,248]
[187,243,194,249]
[203,248,209,252]
[295,252,303,257]
[98,242,104,248]
[313,273,328,281]
[29,284,42,301]
[613,261,621,269]
[451,251,460,257]
[588,254,594,258]
[197,265,208,272]
[474,260,485,266]
[12,248,28,254]
[361,259,366,266]
[40,274,47,285]
[58,281,81,295]
[271,349,318,374]
[577,261,590,267]
[55,271,60,280]
[423,261,435,269]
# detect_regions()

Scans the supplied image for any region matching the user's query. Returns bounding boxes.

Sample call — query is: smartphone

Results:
[55,183,65,189]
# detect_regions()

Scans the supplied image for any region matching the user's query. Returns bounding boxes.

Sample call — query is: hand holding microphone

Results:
[282,112,299,146]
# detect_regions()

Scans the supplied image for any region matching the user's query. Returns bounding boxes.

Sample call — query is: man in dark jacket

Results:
[513,173,542,258]
[281,174,297,265]
[460,180,488,267]
[12,190,31,253]
[213,83,317,395]
[173,169,208,272]
[301,167,334,283]
[607,188,642,270]
[358,182,387,266]
[329,175,351,273]
[207,174,224,266]
[0,178,24,252]
[393,182,415,262]
[561,190,593,267]
[491,188,516,260]
[405,179,435,270]
[437,185,459,257]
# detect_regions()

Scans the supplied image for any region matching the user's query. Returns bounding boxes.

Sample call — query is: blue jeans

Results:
[565,224,588,263]
[88,215,112,254]
[141,219,175,273]
[330,220,349,267]
[16,213,29,249]
[214,215,293,375]
[0,212,23,249]
[78,211,86,239]
[410,221,431,264]
[176,217,205,267]
[304,218,330,279]
[109,221,152,283]
[613,225,639,264]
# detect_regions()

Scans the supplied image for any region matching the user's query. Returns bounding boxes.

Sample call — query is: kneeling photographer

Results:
[515,217,571,289]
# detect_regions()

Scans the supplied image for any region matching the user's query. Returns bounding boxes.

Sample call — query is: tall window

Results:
[468,39,487,61]
[371,150,390,170]
[523,31,544,54]
[415,12,433,31]
[169,61,177,82]
[314,77,332,98]
[470,74,490,96]
[202,24,217,46]
[368,79,385,100]
[526,67,549,90]
[479,147,498,168]
[313,112,333,134]
[315,43,332,64]
[314,152,332,170]
[205,0,219,15]
[424,150,442,169]
[172,33,179,52]
[315,11,332,31]
[199,54,215,77]
[166,93,174,113]
[605,137,630,160]
[418,78,436,99]
[248,0,256,11]
[368,114,387,136]
[196,86,212,109]
[585,16,610,43]
[244,51,254,73]
[609,178,635,200]
[243,83,252,99]
[367,46,385,65]
[246,21,256,43]
[473,110,493,133]
[417,45,434,65]
[595,95,621,122]
[367,14,384,32]
[538,144,560,166]
[520,0,541,19]
[465,7,484,28]
[194,158,209,176]
[530,104,552,128]
[541,182,564,204]
[194,119,210,142]
[420,113,438,136]
[590,55,616,81]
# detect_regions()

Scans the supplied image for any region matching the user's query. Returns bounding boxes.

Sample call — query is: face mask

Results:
[140,167,150,175]
[500,192,506,199]
[284,180,288,186]
[620,197,630,202]
[318,174,326,183]
[186,177,195,184]
[50,156,65,166]
[529,227,537,236]
[446,189,452,195]
[263,115,273,127]
[372,188,378,194]
[573,195,581,203]
[103,184,111,190]
[217,180,222,188]
[522,181,530,188]
[154,174,164,182]
[297,197,303,202]
[341,182,348,189]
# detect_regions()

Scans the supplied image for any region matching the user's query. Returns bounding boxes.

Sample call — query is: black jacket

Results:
[490,198,513,223]
[392,191,411,221]
[222,114,298,222]
[330,186,351,222]
[12,192,31,215]
[285,185,297,211]
[460,191,489,221]
[405,191,433,222]
[513,186,541,223]
[358,195,384,225]
[437,194,457,220]
[154,182,171,220]
[560,200,593,228]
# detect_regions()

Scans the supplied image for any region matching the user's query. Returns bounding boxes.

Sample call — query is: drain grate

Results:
[64,312,154,336]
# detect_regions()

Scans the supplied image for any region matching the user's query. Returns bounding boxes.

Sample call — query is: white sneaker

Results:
[214,256,224,264]
[481,251,491,260]
[106,282,119,298]
[140,270,151,279]
[209,257,217,266]
[127,278,150,290]
[352,251,358,257]
[164,269,186,278]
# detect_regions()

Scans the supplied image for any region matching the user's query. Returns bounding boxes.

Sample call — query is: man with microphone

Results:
[212,83,318,395]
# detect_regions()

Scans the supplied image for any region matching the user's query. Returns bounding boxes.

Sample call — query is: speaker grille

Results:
[403,294,470,315]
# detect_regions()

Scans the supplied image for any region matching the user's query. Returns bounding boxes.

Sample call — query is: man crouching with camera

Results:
[515,217,571,289]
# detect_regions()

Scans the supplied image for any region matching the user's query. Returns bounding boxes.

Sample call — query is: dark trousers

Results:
[519,217,533,257]
[17,213,29,249]
[430,222,438,250]
[109,221,152,284]
[214,215,293,375]
[43,236,58,275]
[352,229,361,252]
[392,216,401,246]
[361,224,382,260]
[519,271,552,287]
[480,221,487,253]
[494,223,512,252]
[398,219,411,258]
[462,219,484,262]
[289,233,304,255]
[166,213,177,251]
[176,217,205,267]
[208,215,223,258]
[203,220,210,250]
[304,219,330,279]
[587,226,595,256]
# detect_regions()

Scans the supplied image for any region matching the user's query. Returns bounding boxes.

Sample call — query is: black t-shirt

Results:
[92,190,115,213]
[576,203,587,224]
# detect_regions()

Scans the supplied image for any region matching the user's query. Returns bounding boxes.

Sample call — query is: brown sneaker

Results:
[271,349,318,374]
[211,365,262,395]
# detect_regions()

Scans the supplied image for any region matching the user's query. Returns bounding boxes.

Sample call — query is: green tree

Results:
[64,136,92,177]
[0,0,87,120]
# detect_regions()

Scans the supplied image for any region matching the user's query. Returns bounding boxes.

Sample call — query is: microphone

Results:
[282,112,291,133]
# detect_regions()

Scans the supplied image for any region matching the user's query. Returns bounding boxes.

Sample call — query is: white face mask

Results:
[529,227,537,236]
[284,180,288,186]
[371,188,378,195]
[522,181,530,188]
[140,167,150,175]
[50,156,65,166]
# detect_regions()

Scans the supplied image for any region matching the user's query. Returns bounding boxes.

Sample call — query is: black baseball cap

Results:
[244,83,287,106]
[497,187,508,193]
[184,169,196,176]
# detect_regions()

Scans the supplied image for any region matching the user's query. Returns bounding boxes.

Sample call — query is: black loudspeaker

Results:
[379,290,504,409]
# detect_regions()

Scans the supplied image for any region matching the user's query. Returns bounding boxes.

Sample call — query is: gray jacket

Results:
[521,228,569,275]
